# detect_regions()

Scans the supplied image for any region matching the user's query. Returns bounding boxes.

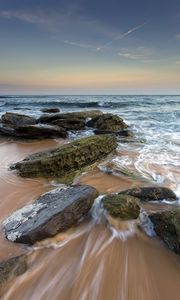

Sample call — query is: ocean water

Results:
[0,95,180,300]
[0,95,180,196]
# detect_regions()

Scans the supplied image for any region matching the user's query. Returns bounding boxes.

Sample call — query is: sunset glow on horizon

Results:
[0,0,180,94]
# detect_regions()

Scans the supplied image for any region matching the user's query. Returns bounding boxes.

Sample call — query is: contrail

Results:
[97,22,147,51]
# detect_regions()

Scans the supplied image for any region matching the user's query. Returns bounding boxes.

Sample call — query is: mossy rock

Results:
[119,186,177,202]
[86,113,128,131]
[0,255,27,286]
[52,118,85,130]
[102,194,141,220]
[38,110,103,124]
[10,135,117,178]
[1,112,36,126]
[150,210,180,254]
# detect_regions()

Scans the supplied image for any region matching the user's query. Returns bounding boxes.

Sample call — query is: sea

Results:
[0,95,179,196]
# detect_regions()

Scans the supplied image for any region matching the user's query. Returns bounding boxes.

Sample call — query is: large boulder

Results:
[149,210,180,254]
[0,255,27,286]
[86,113,128,132]
[41,107,60,113]
[38,110,103,124]
[1,112,36,126]
[3,185,99,244]
[10,135,117,178]
[119,186,177,202]
[0,123,67,139]
[102,194,140,220]
[52,118,85,130]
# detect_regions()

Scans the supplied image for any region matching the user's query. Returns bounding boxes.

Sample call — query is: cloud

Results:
[118,47,154,61]
[176,60,180,64]
[0,10,50,25]
[63,40,100,51]
[176,33,180,40]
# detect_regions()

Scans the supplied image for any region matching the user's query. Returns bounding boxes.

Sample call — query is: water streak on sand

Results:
[0,138,180,299]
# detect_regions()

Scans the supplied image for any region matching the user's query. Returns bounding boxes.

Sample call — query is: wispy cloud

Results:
[176,60,180,64]
[0,10,50,25]
[176,33,180,40]
[63,40,100,51]
[118,47,154,62]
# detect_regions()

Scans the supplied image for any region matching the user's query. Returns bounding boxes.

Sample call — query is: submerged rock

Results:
[149,210,180,254]
[41,107,60,113]
[119,187,177,202]
[3,185,99,244]
[10,135,117,178]
[1,112,36,126]
[86,113,128,132]
[0,124,67,139]
[0,255,27,286]
[102,194,140,220]
[52,118,85,130]
[38,110,103,124]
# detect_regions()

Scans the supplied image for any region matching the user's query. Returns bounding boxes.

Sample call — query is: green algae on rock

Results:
[102,194,140,220]
[119,186,177,202]
[149,209,180,255]
[10,135,117,178]
[0,255,27,286]
[86,113,128,132]
[52,118,85,130]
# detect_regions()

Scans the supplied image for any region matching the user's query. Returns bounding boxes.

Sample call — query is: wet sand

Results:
[0,138,180,299]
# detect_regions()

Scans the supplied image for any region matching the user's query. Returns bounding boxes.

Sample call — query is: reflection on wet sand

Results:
[2,223,180,300]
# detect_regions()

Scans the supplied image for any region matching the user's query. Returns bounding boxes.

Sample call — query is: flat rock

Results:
[102,194,140,220]
[119,186,177,202]
[0,123,67,139]
[38,110,103,124]
[3,185,99,244]
[86,113,128,131]
[1,112,36,126]
[149,210,180,254]
[0,255,27,286]
[41,108,60,113]
[10,135,117,178]
[52,118,85,130]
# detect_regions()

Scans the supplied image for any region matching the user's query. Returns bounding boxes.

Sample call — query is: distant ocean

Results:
[0,95,180,196]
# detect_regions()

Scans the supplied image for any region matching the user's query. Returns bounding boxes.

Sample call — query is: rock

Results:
[0,124,67,139]
[94,129,133,137]
[1,112,36,126]
[10,135,117,178]
[119,187,177,202]
[149,210,180,254]
[3,185,99,244]
[14,124,67,139]
[0,255,27,286]
[38,110,103,124]
[41,108,60,113]
[102,194,140,220]
[86,113,128,131]
[52,118,85,130]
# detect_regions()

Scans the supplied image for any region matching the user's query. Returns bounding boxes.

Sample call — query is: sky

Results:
[0,0,180,94]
